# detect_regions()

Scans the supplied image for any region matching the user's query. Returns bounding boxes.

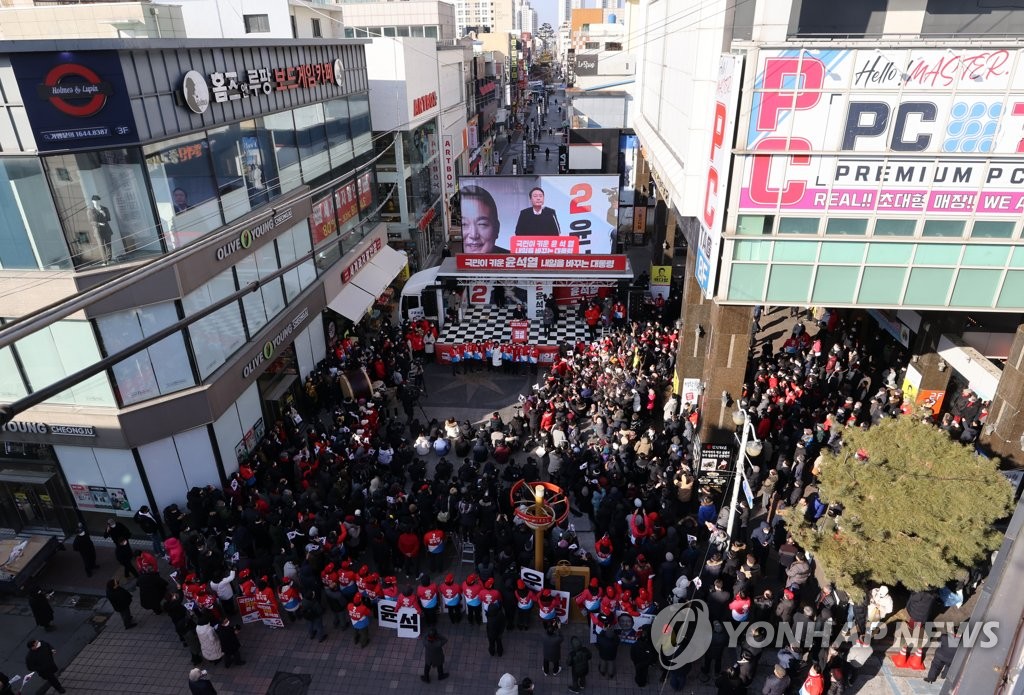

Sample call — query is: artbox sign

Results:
[181,57,345,114]
[740,47,1024,216]
[10,51,137,152]
[412,91,438,117]
[441,135,457,198]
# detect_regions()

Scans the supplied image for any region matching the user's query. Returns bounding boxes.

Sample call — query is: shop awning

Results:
[327,283,376,322]
[353,246,407,297]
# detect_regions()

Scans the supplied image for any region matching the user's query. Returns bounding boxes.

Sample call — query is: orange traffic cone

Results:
[906,648,926,670]
[889,646,909,667]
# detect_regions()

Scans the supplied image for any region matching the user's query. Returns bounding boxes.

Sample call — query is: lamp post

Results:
[533,484,546,571]
[728,409,763,539]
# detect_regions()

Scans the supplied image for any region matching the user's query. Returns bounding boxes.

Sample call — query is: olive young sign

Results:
[215,201,307,262]
[740,47,1024,215]
[241,307,311,379]
[1,421,96,437]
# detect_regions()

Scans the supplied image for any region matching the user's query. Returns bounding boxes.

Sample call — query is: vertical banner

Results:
[633,206,647,234]
[695,54,742,299]
[558,145,568,174]
[396,607,422,638]
[551,590,571,624]
[511,319,530,342]
[681,378,702,409]
[236,596,261,624]
[442,134,456,236]
[377,599,399,629]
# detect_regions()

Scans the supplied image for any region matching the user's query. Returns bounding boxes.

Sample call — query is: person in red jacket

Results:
[480,578,502,613]
[800,663,825,695]
[514,579,537,631]
[348,593,372,647]
[440,574,463,624]
[463,574,483,625]
[381,575,399,600]
[397,526,421,578]
[397,586,421,613]
[417,574,439,626]
[423,528,446,573]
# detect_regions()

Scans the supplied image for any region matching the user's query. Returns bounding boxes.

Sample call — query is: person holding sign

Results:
[514,187,561,237]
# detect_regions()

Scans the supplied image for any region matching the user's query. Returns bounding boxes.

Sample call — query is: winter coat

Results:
[106,584,134,612]
[568,636,591,676]
[138,573,169,611]
[215,622,242,654]
[543,629,564,661]
[164,536,187,570]
[486,604,506,640]
[495,673,518,695]
[761,673,790,695]
[422,633,447,666]
[786,560,812,587]
[29,593,54,626]
[905,591,936,623]
[196,622,224,661]
[596,628,620,661]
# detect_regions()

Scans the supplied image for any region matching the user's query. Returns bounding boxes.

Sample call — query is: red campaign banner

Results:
[434,343,558,364]
[335,181,359,229]
[455,254,627,272]
[236,595,261,624]
[236,594,283,627]
[309,195,337,245]
[357,171,374,210]
[553,285,612,306]
[510,320,530,343]
[510,236,579,255]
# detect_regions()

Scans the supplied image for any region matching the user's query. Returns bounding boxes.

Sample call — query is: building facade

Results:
[0,39,409,536]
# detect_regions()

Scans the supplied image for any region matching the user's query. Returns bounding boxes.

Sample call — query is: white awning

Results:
[351,246,406,297]
[327,283,376,322]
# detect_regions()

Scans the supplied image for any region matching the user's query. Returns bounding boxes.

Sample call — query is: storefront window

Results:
[14,321,114,406]
[295,104,330,183]
[262,111,302,193]
[208,120,279,223]
[95,302,196,406]
[0,158,70,270]
[324,98,353,168]
[277,222,310,302]
[335,180,360,242]
[0,343,27,402]
[183,269,246,380]
[349,94,372,155]
[145,134,221,250]
[44,148,162,268]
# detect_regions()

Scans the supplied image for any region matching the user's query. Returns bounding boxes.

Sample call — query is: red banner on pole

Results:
[510,319,529,343]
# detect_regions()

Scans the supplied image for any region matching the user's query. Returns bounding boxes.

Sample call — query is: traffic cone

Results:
[889,646,909,667]
[906,648,926,671]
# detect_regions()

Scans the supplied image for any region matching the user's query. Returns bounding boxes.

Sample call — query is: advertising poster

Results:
[335,181,359,230]
[916,389,946,416]
[237,594,283,627]
[902,364,923,405]
[590,610,654,644]
[70,484,131,512]
[309,194,337,245]
[357,171,374,211]
[681,378,702,409]
[511,319,530,342]
[700,443,734,486]
[459,175,619,255]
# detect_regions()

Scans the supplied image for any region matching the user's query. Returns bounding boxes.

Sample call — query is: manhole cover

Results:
[267,672,311,695]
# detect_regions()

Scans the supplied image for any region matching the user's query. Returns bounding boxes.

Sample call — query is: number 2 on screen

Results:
[569,183,592,214]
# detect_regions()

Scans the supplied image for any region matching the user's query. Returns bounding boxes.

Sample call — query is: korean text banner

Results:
[740,47,1024,216]
[459,175,619,255]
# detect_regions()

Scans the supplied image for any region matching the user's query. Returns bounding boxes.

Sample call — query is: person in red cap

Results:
[594,534,614,576]
[278,578,301,623]
[363,573,382,605]
[337,560,358,601]
[347,593,372,647]
[381,576,399,600]
[440,574,463,624]
[397,526,422,578]
[238,568,257,598]
[514,580,538,631]
[576,578,602,615]
[417,574,440,626]
[423,528,446,573]
[463,574,483,625]
[537,587,559,623]
[398,585,422,613]
[480,577,502,614]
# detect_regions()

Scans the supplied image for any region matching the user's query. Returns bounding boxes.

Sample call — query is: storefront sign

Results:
[695,54,741,298]
[412,91,438,117]
[455,254,628,272]
[1,421,95,437]
[71,484,131,511]
[699,443,734,485]
[215,204,300,262]
[575,54,598,76]
[241,307,311,379]
[341,238,384,283]
[442,134,456,199]
[10,51,137,152]
[417,207,436,232]
[650,265,672,286]
[511,319,530,343]
[181,57,345,114]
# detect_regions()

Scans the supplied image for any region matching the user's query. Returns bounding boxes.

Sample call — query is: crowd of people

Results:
[36,299,989,695]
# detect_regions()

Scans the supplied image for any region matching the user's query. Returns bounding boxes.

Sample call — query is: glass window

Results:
[766,264,812,303]
[961,245,1010,266]
[344,27,356,38]
[951,269,1001,307]
[1011,246,1024,268]
[349,94,372,148]
[972,221,1015,239]
[262,111,302,193]
[243,13,270,32]
[922,220,966,238]
[997,271,1024,308]
[315,239,342,273]
[294,104,330,183]
[235,255,269,336]
[411,26,424,37]
[904,268,954,305]
[727,264,766,301]
[208,120,279,224]
[396,26,410,37]
[866,243,913,264]
[255,243,285,319]
[873,219,916,236]
[324,99,353,169]
[812,266,859,304]
[183,269,246,380]
[771,240,817,262]
[733,240,770,261]
[276,223,305,302]
[15,321,114,406]
[914,244,961,265]
[825,218,868,235]
[858,267,907,304]
[44,148,161,268]
[777,217,819,235]
[736,215,770,236]
[425,26,438,38]
[96,303,195,406]
[145,134,221,247]
[0,158,69,270]
[0,343,27,401]
[292,222,316,289]
[818,242,865,263]
[356,170,376,218]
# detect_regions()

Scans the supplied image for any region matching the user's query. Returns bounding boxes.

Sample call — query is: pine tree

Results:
[783,417,1014,601]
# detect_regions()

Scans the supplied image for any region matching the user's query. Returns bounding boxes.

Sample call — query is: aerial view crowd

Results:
[32,299,991,695]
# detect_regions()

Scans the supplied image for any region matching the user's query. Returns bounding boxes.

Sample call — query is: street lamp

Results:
[727,409,762,538]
